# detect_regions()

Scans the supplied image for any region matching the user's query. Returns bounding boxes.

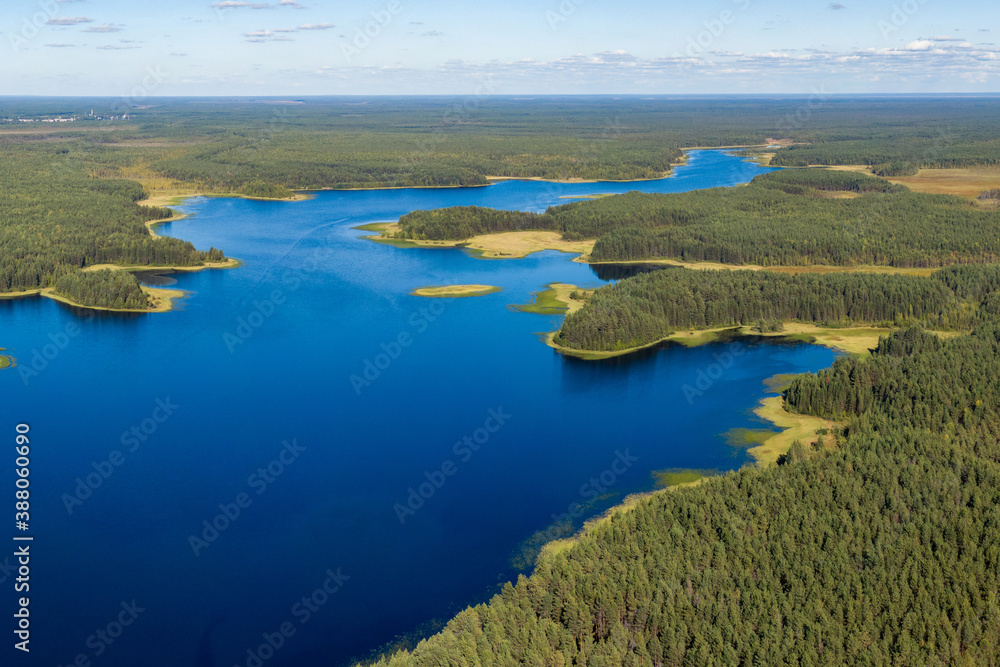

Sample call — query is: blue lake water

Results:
[1,150,837,666]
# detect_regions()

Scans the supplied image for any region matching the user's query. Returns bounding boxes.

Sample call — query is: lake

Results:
[1,150,837,666]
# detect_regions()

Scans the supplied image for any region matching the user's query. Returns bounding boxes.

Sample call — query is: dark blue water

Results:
[1,151,836,666]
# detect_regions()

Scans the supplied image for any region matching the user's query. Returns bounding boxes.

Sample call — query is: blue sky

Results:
[2,0,998,95]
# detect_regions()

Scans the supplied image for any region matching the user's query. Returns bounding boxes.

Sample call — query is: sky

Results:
[1,0,998,96]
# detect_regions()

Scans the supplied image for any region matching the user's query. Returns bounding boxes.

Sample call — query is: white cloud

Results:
[212,1,270,9]
[82,24,122,33]
[44,42,77,47]
[298,23,334,30]
[45,16,93,25]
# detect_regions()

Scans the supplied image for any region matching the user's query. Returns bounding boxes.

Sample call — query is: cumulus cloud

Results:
[299,23,334,30]
[45,16,93,25]
[279,0,304,7]
[44,42,77,47]
[82,24,122,33]
[829,3,846,9]
[97,44,139,50]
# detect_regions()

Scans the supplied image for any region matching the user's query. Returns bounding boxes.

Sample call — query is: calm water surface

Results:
[1,151,837,666]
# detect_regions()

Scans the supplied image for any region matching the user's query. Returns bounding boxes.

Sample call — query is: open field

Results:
[825,164,1000,199]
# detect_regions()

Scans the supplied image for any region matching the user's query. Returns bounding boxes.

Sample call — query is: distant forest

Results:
[396,169,1000,268]
[4,96,1000,307]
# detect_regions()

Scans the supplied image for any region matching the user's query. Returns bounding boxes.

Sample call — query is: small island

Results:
[410,285,502,298]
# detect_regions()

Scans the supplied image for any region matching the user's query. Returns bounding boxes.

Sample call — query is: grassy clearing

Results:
[143,286,187,312]
[763,373,803,394]
[410,285,501,298]
[365,224,596,260]
[824,164,1000,200]
[652,469,715,488]
[749,396,837,465]
[512,283,591,315]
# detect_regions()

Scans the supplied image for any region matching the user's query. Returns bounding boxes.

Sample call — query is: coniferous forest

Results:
[369,278,1000,667]
[397,169,1000,268]
[5,98,1000,666]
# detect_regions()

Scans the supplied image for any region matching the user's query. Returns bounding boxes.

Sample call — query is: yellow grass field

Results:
[825,164,1000,200]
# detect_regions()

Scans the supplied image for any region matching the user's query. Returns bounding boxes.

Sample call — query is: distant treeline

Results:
[368,322,1000,666]
[555,263,999,352]
[397,169,1000,268]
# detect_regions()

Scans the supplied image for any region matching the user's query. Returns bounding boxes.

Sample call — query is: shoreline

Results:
[544,321,957,360]
[1,286,187,314]
[140,145,770,209]
[81,257,242,273]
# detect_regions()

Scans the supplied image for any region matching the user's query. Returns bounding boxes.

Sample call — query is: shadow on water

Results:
[132,270,179,287]
[589,263,681,281]
[558,330,821,394]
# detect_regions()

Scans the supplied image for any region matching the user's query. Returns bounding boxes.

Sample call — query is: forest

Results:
[554,263,1000,352]
[5,96,1000,664]
[397,168,1000,268]
[368,318,1000,666]
[5,96,1000,309]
